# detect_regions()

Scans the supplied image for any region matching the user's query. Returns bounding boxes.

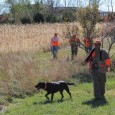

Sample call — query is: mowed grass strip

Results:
[1,78,115,115]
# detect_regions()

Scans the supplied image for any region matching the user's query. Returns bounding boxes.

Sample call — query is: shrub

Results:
[20,17,31,24]
[62,10,76,22]
[46,14,57,23]
[72,73,92,83]
[33,12,44,23]
[77,5,99,39]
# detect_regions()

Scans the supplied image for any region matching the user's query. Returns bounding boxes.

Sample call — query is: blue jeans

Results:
[51,46,58,59]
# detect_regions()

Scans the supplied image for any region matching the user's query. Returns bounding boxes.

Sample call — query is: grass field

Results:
[1,78,115,115]
[0,23,115,114]
[0,44,115,115]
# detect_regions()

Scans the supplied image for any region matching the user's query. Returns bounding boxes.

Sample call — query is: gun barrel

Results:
[84,48,95,62]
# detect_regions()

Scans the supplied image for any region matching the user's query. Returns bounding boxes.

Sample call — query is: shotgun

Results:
[84,48,95,62]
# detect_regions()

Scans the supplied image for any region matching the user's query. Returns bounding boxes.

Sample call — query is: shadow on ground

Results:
[82,98,108,108]
[33,98,73,105]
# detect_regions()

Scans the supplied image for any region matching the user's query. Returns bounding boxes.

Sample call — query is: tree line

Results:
[0,0,103,24]
[0,0,114,24]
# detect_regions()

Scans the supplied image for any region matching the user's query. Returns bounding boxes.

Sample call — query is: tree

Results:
[5,0,35,23]
[5,0,17,23]
[77,4,99,43]
[110,0,113,13]
[62,9,76,22]
[33,12,44,23]
[101,22,115,56]
[33,0,44,14]
[46,13,57,23]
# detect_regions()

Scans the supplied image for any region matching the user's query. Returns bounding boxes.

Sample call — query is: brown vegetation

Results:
[0,23,114,102]
[100,13,115,22]
[0,23,84,99]
[0,23,69,53]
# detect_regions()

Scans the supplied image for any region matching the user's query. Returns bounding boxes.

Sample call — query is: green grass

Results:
[0,44,115,115]
[1,78,115,115]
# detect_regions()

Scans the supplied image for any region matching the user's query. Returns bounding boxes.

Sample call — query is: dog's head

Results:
[35,82,45,90]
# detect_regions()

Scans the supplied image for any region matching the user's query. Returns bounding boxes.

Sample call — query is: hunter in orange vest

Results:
[84,39,111,101]
[83,37,92,53]
[50,33,60,59]
[69,34,80,60]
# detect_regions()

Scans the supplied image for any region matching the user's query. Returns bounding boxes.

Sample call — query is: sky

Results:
[0,0,115,14]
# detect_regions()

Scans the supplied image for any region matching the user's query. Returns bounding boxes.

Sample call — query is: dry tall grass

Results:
[0,23,113,101]
[0,51,88,97]
[0,23,84,98]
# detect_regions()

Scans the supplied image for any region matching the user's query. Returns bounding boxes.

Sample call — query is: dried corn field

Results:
[0,23,69,53]
[0,23,105,53]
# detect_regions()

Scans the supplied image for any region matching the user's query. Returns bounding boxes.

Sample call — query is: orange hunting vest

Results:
[51,37,59,46]
[84,38,91,47]
[88,50,111,73]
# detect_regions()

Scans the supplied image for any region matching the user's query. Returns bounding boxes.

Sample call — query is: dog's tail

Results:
[66,82,76,86]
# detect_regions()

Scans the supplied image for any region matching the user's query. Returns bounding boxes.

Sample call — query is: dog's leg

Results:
[45,93,50,100]
[65,87,72,98]
[51,93,54,102]
[60,91,64,100]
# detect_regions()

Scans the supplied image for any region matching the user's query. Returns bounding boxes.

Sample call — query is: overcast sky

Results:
[0,0,115,14]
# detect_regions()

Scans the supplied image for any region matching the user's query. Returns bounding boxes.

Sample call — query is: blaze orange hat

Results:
[94,39,101,44]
